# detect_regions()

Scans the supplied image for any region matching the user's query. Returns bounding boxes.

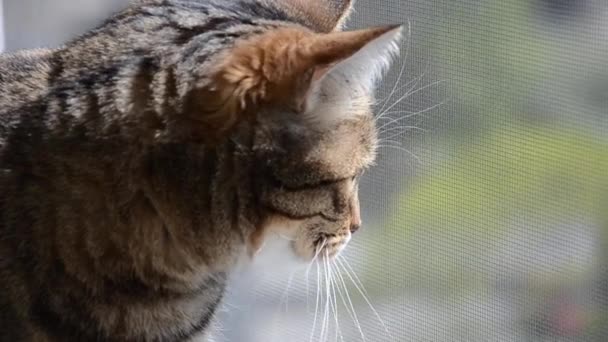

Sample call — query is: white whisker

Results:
[279,270,296,313]
[270,269,297,341]
[375,74,427,123]
[306,239,327,312]
[379,125,426,137]
[320,250,332,342]
[376,109,422,119]
[379,79,446,119]
[337,257,393,340]
[310,261,321,342]
[376,110,418,124]
[377,20,412,115]
[329,260,345,342]
[376,101,444,133]
[376,144,421,164]
[376,75,422,116]
[377,77,424,121]
[379,128,425,143]
[336,256,369,298]
[277,233,296,241]
[334,260,366,342]
[332,260,357,326]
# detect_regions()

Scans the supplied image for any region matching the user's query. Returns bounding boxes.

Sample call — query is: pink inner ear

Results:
[296,62,341,114]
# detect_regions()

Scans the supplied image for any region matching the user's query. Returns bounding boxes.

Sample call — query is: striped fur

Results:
[0,1,401,341]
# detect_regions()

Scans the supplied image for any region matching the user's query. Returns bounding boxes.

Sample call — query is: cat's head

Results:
[202,3,402,263]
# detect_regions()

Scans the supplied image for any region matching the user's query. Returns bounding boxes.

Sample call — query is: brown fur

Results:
[0,1,400,341]
[196,25,398,142]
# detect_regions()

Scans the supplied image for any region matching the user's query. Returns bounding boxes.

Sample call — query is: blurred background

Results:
[2,0,607,341]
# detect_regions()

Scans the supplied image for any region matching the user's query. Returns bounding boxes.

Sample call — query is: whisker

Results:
[376,112,415,124]
[379,79,446,119]
[377,139,404,146]
[376,75,422,116]
[376,101,444,133]
[276,233,296,241]
[379,125,426,137]
[306,239,327,313]
[310,261,321,342]
[336,256,370,298]
[329,260,345,342]
[332,261,358,337]
[321,250,332,342]
[379,128,425,143]
[319,254,327,342]
[334,260,366,342]
[279,270,296,313]
[269,269,297,341]
[377,76,425,121]
[324,253,333,342]
[375,74,426,122]
[376,109,422,119]
[377,20,412,115]
[376,109,429,130]
[337,257,393,340]
[376,61,406,115]
[376,144,422,164]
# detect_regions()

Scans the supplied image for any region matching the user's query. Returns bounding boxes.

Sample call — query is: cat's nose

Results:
[350,192,362,234]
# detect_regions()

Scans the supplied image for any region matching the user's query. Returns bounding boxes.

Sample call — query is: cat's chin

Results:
[250,233,312,272]
[248,232,351,274]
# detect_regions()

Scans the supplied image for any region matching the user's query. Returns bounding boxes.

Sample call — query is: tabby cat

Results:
[0,0,402,341]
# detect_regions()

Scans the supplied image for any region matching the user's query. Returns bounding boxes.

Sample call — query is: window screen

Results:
[2,0,606,341]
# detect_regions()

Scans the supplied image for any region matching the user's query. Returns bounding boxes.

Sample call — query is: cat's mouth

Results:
[254,216,352,263]
[308,232,351,260]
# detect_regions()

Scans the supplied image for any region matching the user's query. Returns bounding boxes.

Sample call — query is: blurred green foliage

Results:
[396,124,608,236]
[362,0,608,338]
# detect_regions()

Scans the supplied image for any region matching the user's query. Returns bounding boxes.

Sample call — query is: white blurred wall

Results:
[2,0,128,51]
[1,0,5,52]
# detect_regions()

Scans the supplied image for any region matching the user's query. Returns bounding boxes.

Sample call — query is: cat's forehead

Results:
[306,86,376,126]
[273,115,377,180]
[313,116,378,170]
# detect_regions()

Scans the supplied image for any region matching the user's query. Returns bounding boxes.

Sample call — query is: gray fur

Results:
[0,1,379,341]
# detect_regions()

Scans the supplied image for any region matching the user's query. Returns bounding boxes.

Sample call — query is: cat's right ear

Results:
[205,25,401,115]
[189,25,401,142]
[265,0,354,32]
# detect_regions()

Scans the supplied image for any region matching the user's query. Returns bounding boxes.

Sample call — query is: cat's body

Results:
[0,1,401,341]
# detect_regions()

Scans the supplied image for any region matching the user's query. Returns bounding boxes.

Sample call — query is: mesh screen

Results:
[222,1,608,340]
[2,0,607,341]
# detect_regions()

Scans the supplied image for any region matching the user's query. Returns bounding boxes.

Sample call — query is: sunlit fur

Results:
[0,0,401,340]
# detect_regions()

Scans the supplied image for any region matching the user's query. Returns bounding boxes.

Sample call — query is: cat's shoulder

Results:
[0,48,56,109]
[0,48,57,151]
[0,48,55,75]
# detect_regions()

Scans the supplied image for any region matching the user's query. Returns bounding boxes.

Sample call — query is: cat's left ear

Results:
[195,25,402,139]
[213,25,402,110]
[301,25,403,120]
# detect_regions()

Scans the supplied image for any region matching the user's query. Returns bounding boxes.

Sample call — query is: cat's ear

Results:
[302,25,403,122]
[264,0,354,32]
[208,25,401,110]
[196,25,401,138]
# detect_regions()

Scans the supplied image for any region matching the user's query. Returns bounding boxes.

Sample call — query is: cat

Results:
[0,0,402,341]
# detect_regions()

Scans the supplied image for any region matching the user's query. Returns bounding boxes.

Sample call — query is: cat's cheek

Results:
[246,226,266,258]
[292,235,318,262]
[244,216,309,268]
